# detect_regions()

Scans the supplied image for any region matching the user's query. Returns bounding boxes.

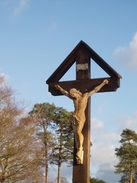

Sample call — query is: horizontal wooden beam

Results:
[48,77,120,96]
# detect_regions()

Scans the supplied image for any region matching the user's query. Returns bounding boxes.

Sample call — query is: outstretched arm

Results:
[88,79,109,97]
[55,85,69,97]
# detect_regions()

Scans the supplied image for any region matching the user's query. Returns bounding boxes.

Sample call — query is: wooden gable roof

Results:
[46,40,122,84]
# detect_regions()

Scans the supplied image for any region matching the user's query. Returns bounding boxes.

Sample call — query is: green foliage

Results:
[50,107,73,166]
[115,128,137,182]
[29,103,73,183]
[29,103,57,183]
[29,103,73,165]
[29,103,57,128]
[90,177,106,183]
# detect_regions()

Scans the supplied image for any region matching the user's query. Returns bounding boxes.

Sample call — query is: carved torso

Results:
[72,94,88,121]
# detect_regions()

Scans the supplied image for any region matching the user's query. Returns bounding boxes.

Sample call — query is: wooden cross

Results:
[46,41,121,183]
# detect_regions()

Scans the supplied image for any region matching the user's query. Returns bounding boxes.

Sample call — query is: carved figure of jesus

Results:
[55,79,109,164]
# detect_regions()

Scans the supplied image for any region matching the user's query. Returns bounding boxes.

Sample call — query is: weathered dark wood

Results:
[73,51,90,183]
[73,99,90,183]
[46,41,122,183]
[46,40,122,84]
[48,77,120,96]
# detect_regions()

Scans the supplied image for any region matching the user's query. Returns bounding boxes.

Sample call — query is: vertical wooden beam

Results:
[73,49,90,183]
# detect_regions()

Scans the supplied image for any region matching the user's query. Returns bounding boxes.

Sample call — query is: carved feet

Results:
[76,149,84,164]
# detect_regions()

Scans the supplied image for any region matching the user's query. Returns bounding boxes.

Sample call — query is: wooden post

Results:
[73,48,90,183]
[46,40,121,183]
[73,100,90,183]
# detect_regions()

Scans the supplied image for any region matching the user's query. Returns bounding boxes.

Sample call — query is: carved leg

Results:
[75,128,84,164]
[76,129,84,151]
[71,115,85,164]
[71,117,79,150]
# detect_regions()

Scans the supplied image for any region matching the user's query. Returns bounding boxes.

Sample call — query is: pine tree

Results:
[29,103,73,183]
[50,107,73,183]
[115,128,137,183]
[29,103,57,183]
[90,178,106,183]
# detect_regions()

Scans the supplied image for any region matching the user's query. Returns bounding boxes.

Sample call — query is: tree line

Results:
[1,74,137,183]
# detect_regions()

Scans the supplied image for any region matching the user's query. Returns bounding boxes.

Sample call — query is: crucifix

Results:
[46,41,121,183]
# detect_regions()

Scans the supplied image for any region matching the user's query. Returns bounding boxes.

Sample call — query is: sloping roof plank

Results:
[46,40,122,84]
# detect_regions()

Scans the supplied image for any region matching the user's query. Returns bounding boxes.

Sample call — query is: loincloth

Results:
[70,113,85,126]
